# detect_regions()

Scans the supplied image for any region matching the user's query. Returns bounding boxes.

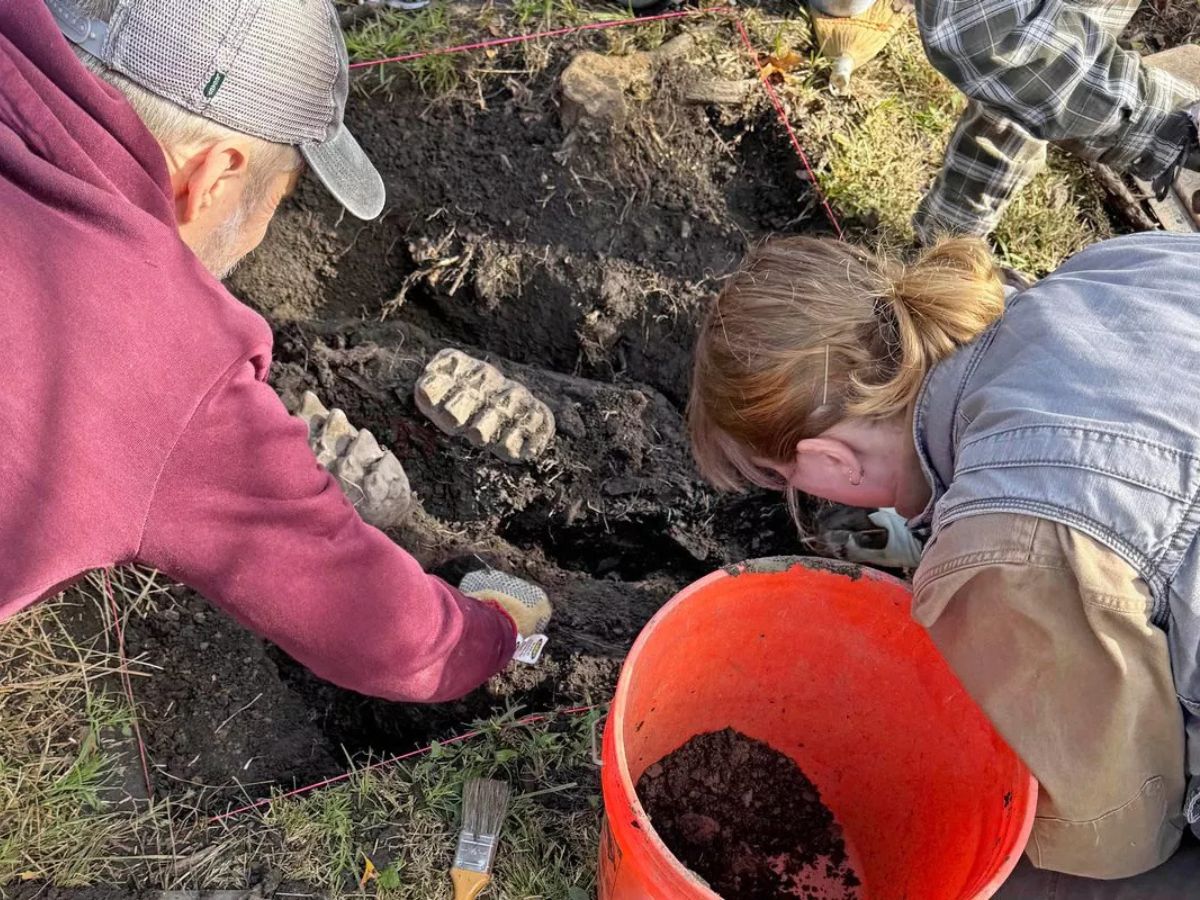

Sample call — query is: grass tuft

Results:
[0,583,167,887]
[343,0,627,97]
[344,2,465,94]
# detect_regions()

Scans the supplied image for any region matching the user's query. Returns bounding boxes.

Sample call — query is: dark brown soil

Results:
[638,728,860,900]
[6,889,145,900]
[1125,0,1200,53]
[63,20,819,815]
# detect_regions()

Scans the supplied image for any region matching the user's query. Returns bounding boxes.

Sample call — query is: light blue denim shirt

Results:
[912,232,1200,833]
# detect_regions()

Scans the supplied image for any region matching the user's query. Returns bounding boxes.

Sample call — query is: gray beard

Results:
[194,202,250,281]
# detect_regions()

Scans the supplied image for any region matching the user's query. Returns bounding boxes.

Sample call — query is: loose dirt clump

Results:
[638,728,861,900]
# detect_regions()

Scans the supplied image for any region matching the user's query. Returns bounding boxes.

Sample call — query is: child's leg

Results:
[913,101,1047,242]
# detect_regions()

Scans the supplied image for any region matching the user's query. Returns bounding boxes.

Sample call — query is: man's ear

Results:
[795,436,863,486]
[177,139,250,225]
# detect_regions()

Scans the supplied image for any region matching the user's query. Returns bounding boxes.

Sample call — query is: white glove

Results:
[459,570,552,637]
[839,508,924,570]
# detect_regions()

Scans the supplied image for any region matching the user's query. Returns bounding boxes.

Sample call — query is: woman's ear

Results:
[794,436,864,494]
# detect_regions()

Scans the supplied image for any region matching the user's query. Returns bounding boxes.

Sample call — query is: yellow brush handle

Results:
[451,868,492,900]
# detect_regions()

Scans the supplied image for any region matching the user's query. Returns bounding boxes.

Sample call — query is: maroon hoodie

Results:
[0,3,515,701]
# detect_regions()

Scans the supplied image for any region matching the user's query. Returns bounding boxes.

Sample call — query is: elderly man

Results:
[0,0,549,702]
[913,0,1200,242]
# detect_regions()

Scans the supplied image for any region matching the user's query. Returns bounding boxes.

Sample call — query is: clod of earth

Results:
[682,76,757,107]
[295,390,414,528]
[638,728,860,899]
[560,34,695,129]
[414,348,556,463]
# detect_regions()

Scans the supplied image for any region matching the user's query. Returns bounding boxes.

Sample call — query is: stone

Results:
[1145,45,1200,86]
[559,34,695,130]
[561,50,653,129]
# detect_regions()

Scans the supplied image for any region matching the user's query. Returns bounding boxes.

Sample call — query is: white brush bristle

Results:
[462,778,510,837]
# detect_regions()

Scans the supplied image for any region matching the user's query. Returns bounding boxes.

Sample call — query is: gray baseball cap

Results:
[46,0,386,219]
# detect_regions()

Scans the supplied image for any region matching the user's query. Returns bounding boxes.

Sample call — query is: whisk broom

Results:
[450,778,511,899]
[810,0,911,95]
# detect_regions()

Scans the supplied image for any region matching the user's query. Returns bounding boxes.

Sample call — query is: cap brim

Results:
[301,125,385,220]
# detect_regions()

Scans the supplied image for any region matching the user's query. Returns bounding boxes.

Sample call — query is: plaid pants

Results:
[912,0,1166,243]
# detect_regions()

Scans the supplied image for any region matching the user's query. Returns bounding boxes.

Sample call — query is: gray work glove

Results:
[814,506,924,570]
[459,570,552,637]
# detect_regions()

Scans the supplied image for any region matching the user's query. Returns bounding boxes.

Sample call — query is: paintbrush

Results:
[450,778,511,899]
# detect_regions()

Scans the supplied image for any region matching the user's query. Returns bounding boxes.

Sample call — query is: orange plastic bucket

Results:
[598,556,1035,899]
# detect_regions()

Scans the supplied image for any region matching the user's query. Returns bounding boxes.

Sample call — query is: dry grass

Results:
[0,576,170,887]
[1,570,603,897]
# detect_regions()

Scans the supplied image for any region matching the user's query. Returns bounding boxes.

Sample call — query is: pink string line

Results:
[102,569,154,804]
[208,703,601,823]
[348,5,736,69]
[732,17,844,238]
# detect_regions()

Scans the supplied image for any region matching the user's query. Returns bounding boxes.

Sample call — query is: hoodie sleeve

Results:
[135,356,516,702]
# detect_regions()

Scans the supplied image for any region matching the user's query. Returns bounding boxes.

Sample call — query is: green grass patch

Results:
[510,0,586,30]
[343,2,466,94]
[342,0,628,96]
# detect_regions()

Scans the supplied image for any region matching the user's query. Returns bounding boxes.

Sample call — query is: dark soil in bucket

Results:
[638,728,861,900]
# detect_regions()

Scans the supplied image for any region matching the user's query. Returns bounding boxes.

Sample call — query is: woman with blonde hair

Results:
[689,232,1200,893]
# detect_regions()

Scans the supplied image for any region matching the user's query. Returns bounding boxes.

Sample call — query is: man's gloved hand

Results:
[460,570,552,637]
